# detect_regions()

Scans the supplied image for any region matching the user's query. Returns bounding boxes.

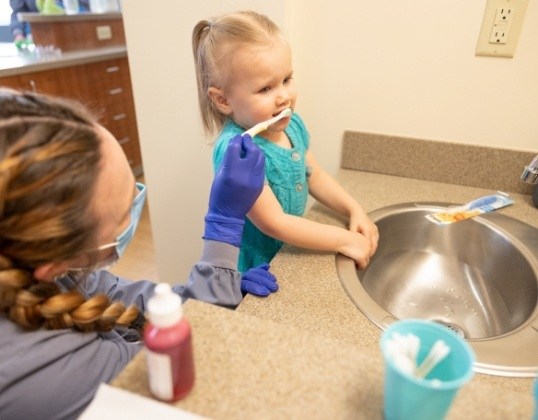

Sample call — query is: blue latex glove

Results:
[241,263,278,296]
[204,134,265,247]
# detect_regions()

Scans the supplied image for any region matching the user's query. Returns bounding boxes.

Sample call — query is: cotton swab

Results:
[386,334,451,380]
[415,339,451,378]
[242,108,292,138]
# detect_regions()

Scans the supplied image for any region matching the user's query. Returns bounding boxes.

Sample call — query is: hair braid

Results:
[0,88,144,333]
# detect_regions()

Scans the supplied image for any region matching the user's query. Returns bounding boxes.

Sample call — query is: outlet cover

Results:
[476,0,529,58]
[96,25,113,41]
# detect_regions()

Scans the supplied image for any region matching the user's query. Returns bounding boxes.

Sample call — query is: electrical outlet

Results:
[488,8,513,44]
[96,25,112,41]
[476,0,529,58]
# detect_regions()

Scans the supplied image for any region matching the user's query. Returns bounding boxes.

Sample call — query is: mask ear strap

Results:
[96,241,119,251]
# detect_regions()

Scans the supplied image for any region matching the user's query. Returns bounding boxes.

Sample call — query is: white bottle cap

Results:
[146,283,183,328]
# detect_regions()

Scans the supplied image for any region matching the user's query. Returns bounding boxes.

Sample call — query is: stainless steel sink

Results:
[336,202,538,377]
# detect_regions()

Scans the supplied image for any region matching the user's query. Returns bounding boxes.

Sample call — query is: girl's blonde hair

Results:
[0,89,141,332]
[192,10,282,135]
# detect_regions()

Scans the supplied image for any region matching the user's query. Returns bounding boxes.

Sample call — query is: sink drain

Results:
[432,320,466,338]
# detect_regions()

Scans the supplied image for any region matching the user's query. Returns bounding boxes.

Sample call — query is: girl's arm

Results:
[247,186,372,268]
[305,150,378,254]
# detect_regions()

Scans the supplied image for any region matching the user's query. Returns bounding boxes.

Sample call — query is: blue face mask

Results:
[67,183,147,274]
[110,182,147,258]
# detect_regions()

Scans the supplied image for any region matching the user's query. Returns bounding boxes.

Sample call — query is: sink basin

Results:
[336,202,538,376]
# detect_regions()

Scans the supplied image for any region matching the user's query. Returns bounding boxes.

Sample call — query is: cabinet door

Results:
[18,69,63,96]
[16,67,87,102]
[0,76,22,90]
[84,58,133,102]
[1,59,142,175]
[83,58,142,174]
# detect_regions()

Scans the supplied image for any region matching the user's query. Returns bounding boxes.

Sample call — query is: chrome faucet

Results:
[522,154,538,208]
[521,155,538,185]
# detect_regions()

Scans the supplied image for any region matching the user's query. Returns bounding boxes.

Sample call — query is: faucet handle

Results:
[521,155,538,185]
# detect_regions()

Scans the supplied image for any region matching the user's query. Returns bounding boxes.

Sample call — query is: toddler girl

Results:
[192,10,378,273]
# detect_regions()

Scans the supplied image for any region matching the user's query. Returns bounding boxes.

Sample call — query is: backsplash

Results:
[341,131,535,195]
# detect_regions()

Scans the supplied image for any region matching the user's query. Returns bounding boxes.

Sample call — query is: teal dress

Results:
[213,113,310,272]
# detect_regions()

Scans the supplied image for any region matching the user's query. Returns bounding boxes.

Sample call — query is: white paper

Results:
[79,383,205,420]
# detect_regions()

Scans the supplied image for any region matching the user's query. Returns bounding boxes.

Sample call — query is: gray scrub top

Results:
[0,240,243,419]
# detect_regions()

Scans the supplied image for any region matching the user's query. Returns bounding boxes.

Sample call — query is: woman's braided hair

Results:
[0,89,140,332]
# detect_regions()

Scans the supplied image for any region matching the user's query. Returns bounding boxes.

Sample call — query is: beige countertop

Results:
[113,133,537,417]
[113,299,534,419]
[113,170,536,418]
[0,43,127,77]
[238,169,537,395]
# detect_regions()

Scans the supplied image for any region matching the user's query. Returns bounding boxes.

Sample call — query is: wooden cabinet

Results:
[0,75,23,90]
[19,14,126,53]
[0,57,142,175]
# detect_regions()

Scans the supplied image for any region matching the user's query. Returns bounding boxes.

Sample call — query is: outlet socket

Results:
[488,7,513,44]
[476,0,528,58]
[96,25,113,41]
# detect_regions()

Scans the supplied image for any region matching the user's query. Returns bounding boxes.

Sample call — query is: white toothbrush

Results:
[242,108,292,137]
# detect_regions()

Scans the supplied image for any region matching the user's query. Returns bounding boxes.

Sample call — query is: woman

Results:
[0,89,275,419]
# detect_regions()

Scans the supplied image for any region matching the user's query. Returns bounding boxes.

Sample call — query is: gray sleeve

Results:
[180,240,243,308]
[0,320,142,420]
[69,240,243,311]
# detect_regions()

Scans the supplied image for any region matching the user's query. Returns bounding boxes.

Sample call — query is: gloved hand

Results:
[204,134,265,247]
[241,263,278,297]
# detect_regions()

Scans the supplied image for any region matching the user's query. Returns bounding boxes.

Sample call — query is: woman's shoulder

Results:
[0,317,136,418]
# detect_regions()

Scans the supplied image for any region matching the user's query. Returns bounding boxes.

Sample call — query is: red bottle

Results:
[144,283,195,401]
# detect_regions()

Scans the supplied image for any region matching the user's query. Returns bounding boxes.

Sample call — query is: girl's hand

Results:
[338,231,373,270]
[349,209,379,256]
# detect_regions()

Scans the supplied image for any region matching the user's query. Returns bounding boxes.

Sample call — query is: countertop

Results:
[112,299,534,419]
[238,169,538,397]
[18,12,122,23]
[0,43,127,77]
[236,132,538,399]
[113,156,537,417]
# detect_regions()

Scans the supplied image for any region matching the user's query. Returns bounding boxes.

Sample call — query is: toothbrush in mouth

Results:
[242,108,292,138]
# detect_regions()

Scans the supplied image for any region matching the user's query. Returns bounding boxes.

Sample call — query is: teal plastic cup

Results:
[380,319,475,420]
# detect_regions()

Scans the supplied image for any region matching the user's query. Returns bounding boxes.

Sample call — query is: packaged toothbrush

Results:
[425,191,514,226]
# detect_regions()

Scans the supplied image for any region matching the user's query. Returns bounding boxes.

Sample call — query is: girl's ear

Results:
[208,87,232,115]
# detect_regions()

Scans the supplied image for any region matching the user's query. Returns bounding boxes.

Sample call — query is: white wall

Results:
[286,0,537,176]
[123,0,537,283]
